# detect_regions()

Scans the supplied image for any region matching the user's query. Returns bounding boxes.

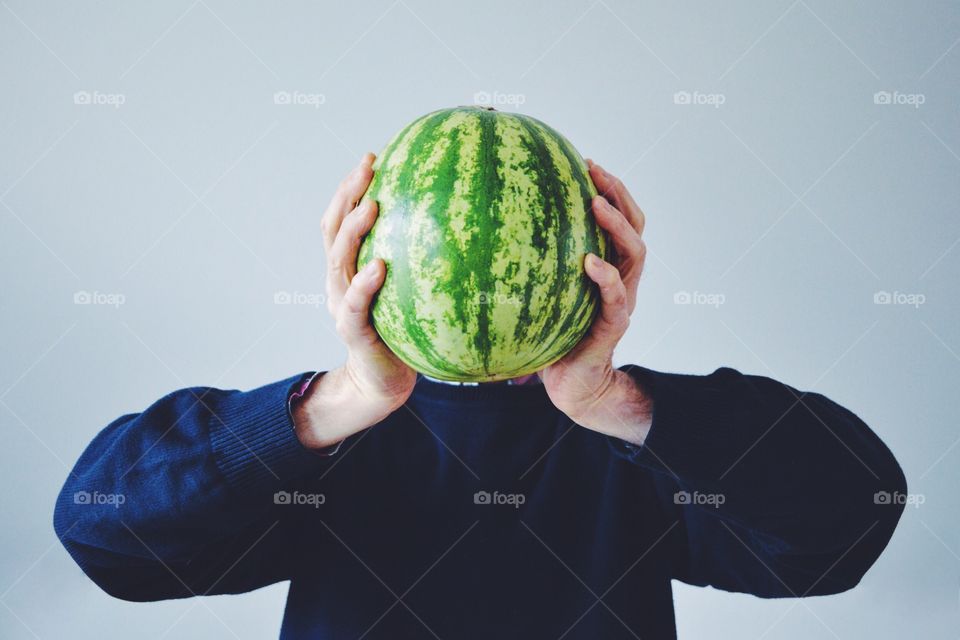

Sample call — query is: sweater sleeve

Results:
[609,365,907,598]
[53,373,335,602]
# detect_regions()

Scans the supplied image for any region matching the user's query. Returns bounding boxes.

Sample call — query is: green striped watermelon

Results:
[357,106,608,382]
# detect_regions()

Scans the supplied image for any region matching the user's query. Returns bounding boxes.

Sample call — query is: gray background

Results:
[1,0,958,637]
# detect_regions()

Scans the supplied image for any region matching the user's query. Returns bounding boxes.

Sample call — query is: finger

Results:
[327,200,379,306]
[323,152,375,249]
[592,195,645,310]
[592,196,645,269]
[336,259,385,349]
[584,253,630,345]
[589,163,645,235]
[322,152,376,252]
[331,200,379,278]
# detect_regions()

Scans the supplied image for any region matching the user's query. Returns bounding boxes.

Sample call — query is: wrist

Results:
[293,367,386,450]
[572,370,653,446]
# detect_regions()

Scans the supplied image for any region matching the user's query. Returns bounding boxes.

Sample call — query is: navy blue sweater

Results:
[54,366,906,639]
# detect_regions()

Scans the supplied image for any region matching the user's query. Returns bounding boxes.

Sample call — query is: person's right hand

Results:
[294,153,416,450]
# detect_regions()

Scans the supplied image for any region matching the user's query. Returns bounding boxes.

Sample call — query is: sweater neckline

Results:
[411,374,553,405]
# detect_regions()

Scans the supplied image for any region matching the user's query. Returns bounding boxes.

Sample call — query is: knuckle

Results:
[343,290,364,314]
[334,315,348,336]
[336,304,360,331]
[342,219,364,243]
[612,281,628,305]
[339,207,356,229]
[346,205,366,227]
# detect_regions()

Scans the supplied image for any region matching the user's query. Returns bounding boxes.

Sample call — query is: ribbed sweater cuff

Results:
[609,365,736,482]
[209,373,329,492]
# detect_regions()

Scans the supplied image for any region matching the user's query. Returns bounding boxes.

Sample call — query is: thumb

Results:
[583,253,630,349]
[336,259,385,349]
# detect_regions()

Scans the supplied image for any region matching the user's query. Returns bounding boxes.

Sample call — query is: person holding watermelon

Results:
[55,112,906,639]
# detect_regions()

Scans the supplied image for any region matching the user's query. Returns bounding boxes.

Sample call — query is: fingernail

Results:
[586,253,599,268]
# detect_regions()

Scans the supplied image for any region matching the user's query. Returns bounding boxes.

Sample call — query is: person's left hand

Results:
[541,161,653,446]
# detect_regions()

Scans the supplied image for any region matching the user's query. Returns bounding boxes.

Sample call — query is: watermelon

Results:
[357,106,608,382]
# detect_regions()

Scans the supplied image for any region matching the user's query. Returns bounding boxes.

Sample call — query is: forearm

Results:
[614,365,906,593]
[54,375,322,599]
[629,367,903,528]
